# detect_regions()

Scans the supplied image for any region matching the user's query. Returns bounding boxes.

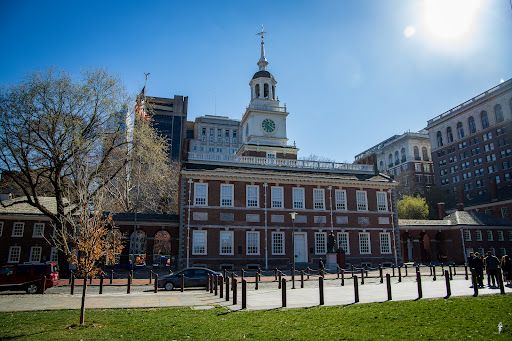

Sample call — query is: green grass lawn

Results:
[1,294,511,340]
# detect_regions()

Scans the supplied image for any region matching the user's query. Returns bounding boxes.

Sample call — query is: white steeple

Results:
[257,25,268,71]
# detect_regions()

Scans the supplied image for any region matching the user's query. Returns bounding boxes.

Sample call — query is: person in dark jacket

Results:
[501,255,512,285]
[471,252,485,287]
[484,251,500,287]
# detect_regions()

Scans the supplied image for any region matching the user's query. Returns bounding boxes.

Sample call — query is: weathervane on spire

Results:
[256,25,266,41]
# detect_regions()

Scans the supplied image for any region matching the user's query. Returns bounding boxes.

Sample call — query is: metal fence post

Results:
[354,275,359,303]
[319,276,324,305]
[416,271,422,299]
[281,278,287,308]
[445,270,451,297]
[233,278,238,305]
[99,274,104,295]
[154,274,158,293]
[242,279,247,309]
[386,273,392,300]
[127,274,131,294]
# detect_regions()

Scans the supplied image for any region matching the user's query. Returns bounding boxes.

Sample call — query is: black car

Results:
[158,268,220,291]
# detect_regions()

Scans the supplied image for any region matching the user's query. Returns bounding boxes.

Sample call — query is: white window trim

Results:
[50,247,59,263]
[313,188,325,210]
[337,232,350,255]
[335,189,347,211]
[194,183,208,206]
[497,230,504,241]
[219,231,234,255]
[476,230,483,241]
[246,185,259,208]
[292,187,305,209]
[271,186,284,209]
[220,184,234,207]
[487,230,494,241]
[376,192,388,212]
[356,191,368,211]
[8,246,21,263]
[380,232,392,254]
[464,230,472,242]
[29,246,42,263]
[359,232,371,254]
[32,223,45,238]
[246,231,260,255]
[11,222,24,237]
[314,232,327,255]
[192,230,207,255]
[271,232,285,255]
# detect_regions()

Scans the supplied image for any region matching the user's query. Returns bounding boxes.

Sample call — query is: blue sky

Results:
[1,0,511,162]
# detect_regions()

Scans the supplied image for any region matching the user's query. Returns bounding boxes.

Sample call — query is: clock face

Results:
[262,118,276,133]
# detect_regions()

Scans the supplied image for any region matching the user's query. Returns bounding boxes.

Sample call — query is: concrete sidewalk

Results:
[0,278,510,312]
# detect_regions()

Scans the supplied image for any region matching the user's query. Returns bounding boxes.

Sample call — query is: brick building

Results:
[399,208,512,264]
[426,78,512,216]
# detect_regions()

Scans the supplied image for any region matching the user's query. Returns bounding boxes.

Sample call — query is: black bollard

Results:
[231,273,235,291]
[181,274,184,292]
[398,266,402,282]
[41,276,47,294]
[444,270,451,297]
[433,266,437,281]
[149,270,153,284]
[110,270,114,285]
[465,264,469,280]
[341,269,345,286]
[281,278,287,308]
[379,265,383,283]
[255,273,259,290]
[219,275,224,298]
[405,264,408,277]
[69,270,73,285]
[386,274,392,300]
[354,275,359,303]
[361,268,365,285]
[70,273,75,295]
[416,271,422,299]
[498,269,505,295]
[225,276,230,301]
[233,278,238,305]
[214,275,218,296]
[99,274,104,294]
[449,265,453,280]
[127,274,131,294]
[429,264,433,276]
[154,274,158,293]
[319,276,324,305]
[242,279,247,309]
[209,274,214,293]
[301,270,304,288]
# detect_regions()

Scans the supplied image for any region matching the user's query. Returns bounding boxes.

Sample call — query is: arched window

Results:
[422,147,429,161]
[481,111,489,129]
[395,151,399,164]
[272,85,275,100]
[153,230,172,257]
[379,161,384,170]
[436,131,443,147]
[468,116,476,134]
[388,154,393,166]
[264,83,269,98]
[457,122,464,139]
[414,146,420,160]
[495,104,504,123]
[401,148,406,162]
[446,127,454,143]
[255,84,260,98]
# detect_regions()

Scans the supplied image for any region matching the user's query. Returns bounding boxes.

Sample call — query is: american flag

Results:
[134,86,150,121]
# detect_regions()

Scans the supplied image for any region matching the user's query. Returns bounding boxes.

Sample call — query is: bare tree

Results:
[0,67,130,239]
[298,154,336,162]
[101,114,180,214]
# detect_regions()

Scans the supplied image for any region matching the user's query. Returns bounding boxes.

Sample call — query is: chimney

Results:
[457,186,465,205]
[489,178,498,201]
[457,203,464,211]
[438,202,446,219]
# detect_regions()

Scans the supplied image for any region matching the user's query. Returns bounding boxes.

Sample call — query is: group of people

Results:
[468,251,512,287]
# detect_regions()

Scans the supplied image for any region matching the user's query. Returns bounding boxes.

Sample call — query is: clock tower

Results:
[239,27,299,159]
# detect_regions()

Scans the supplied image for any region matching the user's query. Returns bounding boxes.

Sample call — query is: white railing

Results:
[247,104,286,112]
[187,153,375,173]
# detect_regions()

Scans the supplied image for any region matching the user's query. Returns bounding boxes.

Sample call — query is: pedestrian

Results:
[484,251,500,287]
[501,255,512,285]
[471,252,485,287]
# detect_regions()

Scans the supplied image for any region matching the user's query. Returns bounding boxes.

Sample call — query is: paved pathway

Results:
[0,276,510,312]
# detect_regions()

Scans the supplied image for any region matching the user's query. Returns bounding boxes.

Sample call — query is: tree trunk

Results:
[80,275,87,325]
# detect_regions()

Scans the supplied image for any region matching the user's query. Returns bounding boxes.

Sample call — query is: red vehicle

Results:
[0,263,59,294]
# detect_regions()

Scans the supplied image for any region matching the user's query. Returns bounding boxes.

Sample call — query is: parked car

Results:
[0,263,60,294]
[158,268,220,291]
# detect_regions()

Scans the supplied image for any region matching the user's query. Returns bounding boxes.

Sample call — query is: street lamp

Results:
[290,211,297,289]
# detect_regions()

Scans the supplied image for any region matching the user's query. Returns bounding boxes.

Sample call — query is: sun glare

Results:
[423,0,482,42]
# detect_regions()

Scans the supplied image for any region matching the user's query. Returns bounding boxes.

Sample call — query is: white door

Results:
[294,233,307,263]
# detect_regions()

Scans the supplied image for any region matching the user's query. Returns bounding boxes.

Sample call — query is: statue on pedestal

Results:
[327,231,336,254]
